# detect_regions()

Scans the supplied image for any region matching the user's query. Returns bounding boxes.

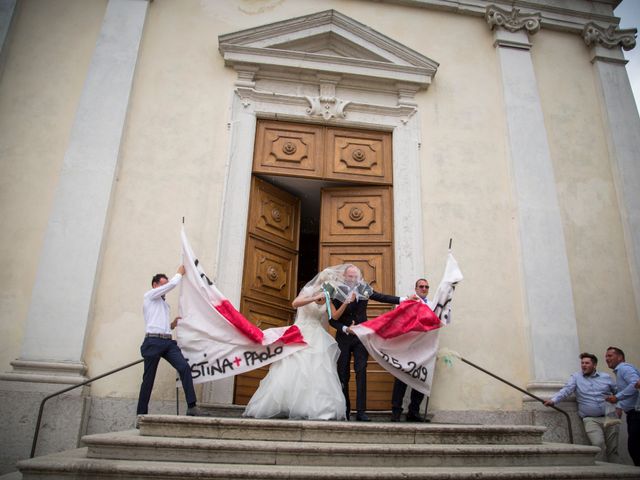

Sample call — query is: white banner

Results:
[176,228,308,385]
[352,252,463,395]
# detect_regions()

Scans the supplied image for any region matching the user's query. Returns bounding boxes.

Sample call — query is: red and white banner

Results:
[351,252,463,395]
[176,228,307,385]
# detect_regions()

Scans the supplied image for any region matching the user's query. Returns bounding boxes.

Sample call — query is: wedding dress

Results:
[243,296,347,420]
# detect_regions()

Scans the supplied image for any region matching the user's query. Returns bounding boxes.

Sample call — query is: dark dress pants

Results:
[136,337,196,415]
[336,335,368,416]
[391,378,425,417]
[627,409,640,466]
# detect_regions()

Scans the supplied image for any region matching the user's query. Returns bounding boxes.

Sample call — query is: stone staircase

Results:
[15,415,640,479]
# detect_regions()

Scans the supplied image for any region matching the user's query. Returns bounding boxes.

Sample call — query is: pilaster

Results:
[487,4,580,397]
[1,0,149,386]
[583,22,640,322]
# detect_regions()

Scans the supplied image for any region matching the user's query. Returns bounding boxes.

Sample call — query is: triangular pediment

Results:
[269,32,391,63]
[218,10,438,89]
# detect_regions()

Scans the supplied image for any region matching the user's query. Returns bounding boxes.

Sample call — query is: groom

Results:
[329,265,410,421]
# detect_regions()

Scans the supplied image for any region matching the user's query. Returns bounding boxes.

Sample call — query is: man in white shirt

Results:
[390,278,431,422]
[136,265,208,417]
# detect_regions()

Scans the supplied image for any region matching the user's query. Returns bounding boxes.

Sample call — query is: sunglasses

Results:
[417,285,429,289]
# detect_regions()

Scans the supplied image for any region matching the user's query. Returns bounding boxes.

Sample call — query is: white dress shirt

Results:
[143,273,182,334]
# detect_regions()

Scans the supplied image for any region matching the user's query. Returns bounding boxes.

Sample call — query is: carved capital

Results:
[486,5,541,34]
[582,22,637,51]
[305,95,351,120]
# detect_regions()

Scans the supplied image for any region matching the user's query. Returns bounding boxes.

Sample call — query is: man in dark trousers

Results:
[604,346,640,466]
[390,278,431,422]
[136,265,209,419]
[329,264,411,421]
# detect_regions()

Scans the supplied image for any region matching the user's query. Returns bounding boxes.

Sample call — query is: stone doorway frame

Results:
[206,10,438,403]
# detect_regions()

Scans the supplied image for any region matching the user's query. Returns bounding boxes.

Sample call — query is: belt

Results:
[145,333,172,339]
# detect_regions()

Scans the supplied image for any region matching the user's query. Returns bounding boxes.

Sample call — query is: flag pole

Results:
[422,237,453,422]
[177,216,185,415]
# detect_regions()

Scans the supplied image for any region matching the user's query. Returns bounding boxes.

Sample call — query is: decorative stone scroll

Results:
[305,95,351,120]
[486,5,541,34]
[582,22,637,51]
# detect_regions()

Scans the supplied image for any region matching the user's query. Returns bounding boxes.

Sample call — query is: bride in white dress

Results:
[243,268,352,420]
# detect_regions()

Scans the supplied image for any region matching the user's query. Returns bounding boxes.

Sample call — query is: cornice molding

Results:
[367,0,623,36]
[218,10,438,107]
[486,4,541,34]
[219,9,438,102]
[582,22,637,51]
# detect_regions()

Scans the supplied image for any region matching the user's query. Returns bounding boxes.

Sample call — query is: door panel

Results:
[320,187,392,244]
[324,127,392,184]
[318,245,394,299]
[253,120,324,179]
[234,177,300,405]
[248,177,300,250]
[242,236,298,310]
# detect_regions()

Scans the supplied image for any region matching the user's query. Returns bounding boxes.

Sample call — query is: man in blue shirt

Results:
[604,346,640,466]
[544,352,618,462]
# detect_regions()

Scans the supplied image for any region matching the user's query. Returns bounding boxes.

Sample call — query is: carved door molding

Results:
[253,120,392,185]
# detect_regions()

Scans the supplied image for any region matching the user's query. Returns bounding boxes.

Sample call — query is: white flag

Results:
[351,251,463,394]
[176,228,307,385]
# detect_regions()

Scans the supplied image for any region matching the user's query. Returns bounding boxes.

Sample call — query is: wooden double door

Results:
[234,121,396,410]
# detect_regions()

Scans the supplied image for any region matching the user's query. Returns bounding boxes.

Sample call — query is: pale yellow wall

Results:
[83,0,238,398]
[85,0,401,400]
[532,29,640,371]
[3,0,634,412]
[416,11,528,410]
[81,0,529,410]
[0,0,107,374]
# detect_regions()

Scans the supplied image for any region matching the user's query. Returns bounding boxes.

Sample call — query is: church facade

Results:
[0,0,638,473]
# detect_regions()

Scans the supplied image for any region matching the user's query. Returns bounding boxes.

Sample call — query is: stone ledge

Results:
[83,431,600,467]
[17,448,640,480]
[137,414,546,445]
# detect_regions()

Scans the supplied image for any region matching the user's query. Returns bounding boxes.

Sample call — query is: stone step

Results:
[137,415,546,445]
[83,430,599,468]
[17,449,640,480]
[197,404,414,422]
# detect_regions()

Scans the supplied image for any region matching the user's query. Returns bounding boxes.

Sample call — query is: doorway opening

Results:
[256,174,347,291]
[233,119,396,409]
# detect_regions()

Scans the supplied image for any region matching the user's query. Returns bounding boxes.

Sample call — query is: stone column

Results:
[583,22,640,320]
[486,5,580,397]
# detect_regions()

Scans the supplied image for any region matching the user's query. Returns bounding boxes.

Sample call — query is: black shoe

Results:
[186,406,212,417]
[356,413,371,422]
[406,413,423,422]
[390,411,401,422]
